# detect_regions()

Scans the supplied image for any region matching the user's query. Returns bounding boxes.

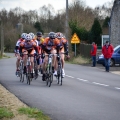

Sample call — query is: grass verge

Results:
[0,107,14,119]
[67,55,91,65]
[0,54,10,59]
[18,107,50,120]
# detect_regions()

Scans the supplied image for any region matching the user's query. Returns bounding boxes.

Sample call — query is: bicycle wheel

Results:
[22,74,24,82]
[19,61,23,82]
[48,73,52,87]
[60,66,63,85]
[26,66,31,85]
[34,59,38,80]
[57,63,62,85]
[48,63,53,87]
[46,73,48,86]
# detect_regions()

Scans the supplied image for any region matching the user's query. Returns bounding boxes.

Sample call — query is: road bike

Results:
[45,53,54,87]
[56,53,65,85]
[19,57,24,82]
[25,54,34,85]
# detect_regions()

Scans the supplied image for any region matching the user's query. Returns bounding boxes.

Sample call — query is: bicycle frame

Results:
[19,57,24,82]
[56,54,62,85]
[56,52,65,85]
[45,53,54,87]
[25,54,33,85]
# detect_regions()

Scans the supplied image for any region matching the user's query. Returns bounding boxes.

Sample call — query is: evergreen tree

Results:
[102,16,110,28]
[34,22,44,34]
[90,18,102,45]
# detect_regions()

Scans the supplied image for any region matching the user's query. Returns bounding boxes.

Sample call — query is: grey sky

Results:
[0,0,112,12]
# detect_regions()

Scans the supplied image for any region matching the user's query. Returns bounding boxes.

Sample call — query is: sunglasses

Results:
[37,36,42,37]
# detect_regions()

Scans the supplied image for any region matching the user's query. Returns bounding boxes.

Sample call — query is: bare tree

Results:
[94,0,114,19]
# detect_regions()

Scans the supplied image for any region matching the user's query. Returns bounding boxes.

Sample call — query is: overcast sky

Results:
[0,0,112,12]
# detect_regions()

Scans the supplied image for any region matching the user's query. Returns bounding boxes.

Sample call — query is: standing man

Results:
[102,41,114,72]
[90,42,97,67]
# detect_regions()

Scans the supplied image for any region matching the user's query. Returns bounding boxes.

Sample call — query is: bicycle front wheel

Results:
[19,61,24,82]
[26,66,31,85]
[57,64,62,86]
[48,73,53,87]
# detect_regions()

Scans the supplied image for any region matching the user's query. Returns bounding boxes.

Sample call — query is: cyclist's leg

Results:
[60,48,65,77]
[36,57,40,75]
[42,52,48,81]
[39,58,44,74]
[51,49,57,75]
[53,56,58,76]
[22,50,28,74]
[30,50,35,78]
[15,53,21,76]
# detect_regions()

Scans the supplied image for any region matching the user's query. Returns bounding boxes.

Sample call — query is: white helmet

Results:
[29,32,35,39]
[21,33,27,39]
[56,32,63,39]
[25,34,32,41]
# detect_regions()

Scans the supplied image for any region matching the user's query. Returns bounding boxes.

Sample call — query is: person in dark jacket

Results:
[102,41,114,72]
[91,42,97,67]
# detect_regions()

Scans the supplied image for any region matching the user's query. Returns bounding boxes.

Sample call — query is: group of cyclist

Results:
[14,31,69,81]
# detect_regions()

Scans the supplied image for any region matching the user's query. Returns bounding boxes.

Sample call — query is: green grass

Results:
[18,107,51,120]
[0,107,14,119]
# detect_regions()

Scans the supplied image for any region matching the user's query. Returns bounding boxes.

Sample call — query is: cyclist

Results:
[19,34,39,78]
[36,32,44,75]
[14,33,26,76]
[55,32,69,77]
[41,32,60,81]
[29,32,38,46]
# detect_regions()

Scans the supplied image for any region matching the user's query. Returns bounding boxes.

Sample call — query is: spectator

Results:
[91,42,97,67]
[102,41,114,72]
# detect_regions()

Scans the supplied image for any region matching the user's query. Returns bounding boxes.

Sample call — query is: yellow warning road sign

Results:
[71,33,80,44]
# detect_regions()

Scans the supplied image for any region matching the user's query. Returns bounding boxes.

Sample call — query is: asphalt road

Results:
[0,54,120,120]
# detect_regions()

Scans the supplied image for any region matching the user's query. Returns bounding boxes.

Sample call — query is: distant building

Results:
[110,0,120,47]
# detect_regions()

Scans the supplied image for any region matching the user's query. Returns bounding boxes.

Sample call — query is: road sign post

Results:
[71,33,80,56]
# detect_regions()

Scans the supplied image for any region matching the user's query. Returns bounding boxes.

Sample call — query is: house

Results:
[110,0,120,47]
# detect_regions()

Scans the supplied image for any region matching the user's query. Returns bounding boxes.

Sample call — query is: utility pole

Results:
[0,18,4,57]
[65,0,69,41]
[17,23,23,34]
[108,22,110,43]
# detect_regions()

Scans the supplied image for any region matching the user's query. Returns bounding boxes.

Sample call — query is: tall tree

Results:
[102,16,110,28]
[34,22,44,34]
[90,18,102,45]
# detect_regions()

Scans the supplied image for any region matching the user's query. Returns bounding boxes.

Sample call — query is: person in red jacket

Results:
[102,41,114,72]
[91,42,97,67]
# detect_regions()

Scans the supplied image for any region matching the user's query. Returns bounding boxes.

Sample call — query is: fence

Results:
[79,43,92,58]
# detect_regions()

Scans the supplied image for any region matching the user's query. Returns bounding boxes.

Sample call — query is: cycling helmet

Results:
[36,32,42,37]
[49,32,56,39]
[29,32,35,39]
[25,34,32,41]
[21,33,26,39]
[56,32,63,39]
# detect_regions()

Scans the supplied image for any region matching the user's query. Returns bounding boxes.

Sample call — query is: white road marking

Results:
[77,78,88,82]
[115,87,120,90]
[66,75,74,78]
[66,75,113,88]
[92,82,109,87]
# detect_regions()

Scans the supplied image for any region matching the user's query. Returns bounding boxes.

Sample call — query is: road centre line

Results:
[77,78,88,82]
[92,82,109,87]
[115,87,120,90]
[66,75,120,90]
[66,75,74,78]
